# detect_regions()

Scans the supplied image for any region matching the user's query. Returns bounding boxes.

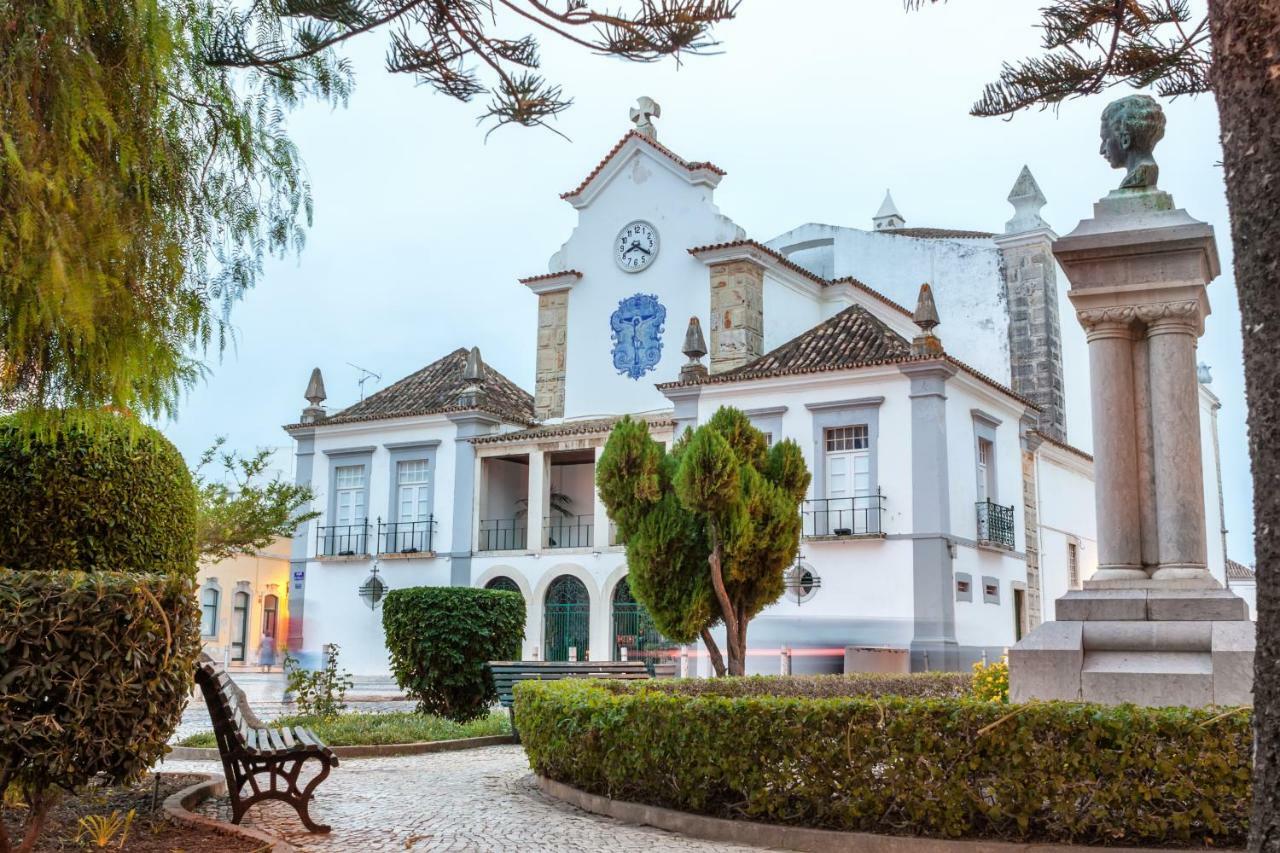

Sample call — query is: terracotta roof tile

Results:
[1035,431,1094,462]
[518,270,583,285]
[286,348,534,431]
[876,227,995,240]
[561,131,725,200]
[688,240,913,318]
[1226,558,1255,581]
[471,414,674,446]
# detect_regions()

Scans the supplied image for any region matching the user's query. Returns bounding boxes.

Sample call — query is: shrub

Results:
[0,570,201,850]
[284,644,354,720]
[382,587,525,723]
[0,412,197,577]
[605,672,972,700]
[516,679,1252,847]
[971,658,1010,703]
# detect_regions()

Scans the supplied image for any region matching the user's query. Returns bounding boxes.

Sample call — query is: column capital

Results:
[1077,308,1138,340]
[1139,300,1204,338]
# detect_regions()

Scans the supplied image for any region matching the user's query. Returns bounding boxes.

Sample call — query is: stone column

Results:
[1144,309,1209,579]
[1080,316,1146,580]
[526,449,547,553]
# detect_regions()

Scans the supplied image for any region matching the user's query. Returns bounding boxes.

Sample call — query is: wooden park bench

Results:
[488,659,651,741]
[193,660,339,833]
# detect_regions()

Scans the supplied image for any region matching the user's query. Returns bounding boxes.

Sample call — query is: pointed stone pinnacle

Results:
[682,316,707,361]
[463,347,484,382]
[1005,165,1049,234]
[304,367,326,406]
[913,283,940,331]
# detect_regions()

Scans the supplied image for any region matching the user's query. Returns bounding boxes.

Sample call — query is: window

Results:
[825,425,869,452]
[262,594,278,639]
[231,591,250,661]
[956,577,972,602]
[982,576,1000,604]
[1067,542,1080,589]
[397,460,431,523]
[200,587,220,636]
[334,464,367,527]
[976,438,995,503]
[761,432,774,447]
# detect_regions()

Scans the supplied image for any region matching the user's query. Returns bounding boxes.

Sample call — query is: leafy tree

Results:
[194,437,318,562]
[909,1,1279,846]
[203,0,738,135]
[0,0,324,418]
[597,408,809,676]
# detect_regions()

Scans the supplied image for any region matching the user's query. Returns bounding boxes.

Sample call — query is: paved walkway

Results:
[162,745,771,852]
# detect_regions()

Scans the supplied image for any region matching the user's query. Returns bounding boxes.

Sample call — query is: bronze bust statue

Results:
[1099,94,1166,190]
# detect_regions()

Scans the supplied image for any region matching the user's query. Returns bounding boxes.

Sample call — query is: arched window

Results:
[543,575,589,661]
[262,594,279,639]
[485,576,522,596]
[231,591,250,662]
[610,576,673,671]
[200,586,220,637]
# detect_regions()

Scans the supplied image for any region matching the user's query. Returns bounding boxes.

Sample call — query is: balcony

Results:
[379,518,436,556]
[317,523,371,558]
[976,500,1015,550]
[545,515,594,549]
[803,493,886,539]
[479,518,528,552]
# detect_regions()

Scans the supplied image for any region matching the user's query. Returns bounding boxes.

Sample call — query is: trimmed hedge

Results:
[0,412,197,577]
[598,672,972,700]
[0,570,201,789]
[516,679,1252,847]
[382,586,525,723]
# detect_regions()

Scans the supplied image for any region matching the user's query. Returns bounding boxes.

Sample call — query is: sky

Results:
[161,1,1255,564]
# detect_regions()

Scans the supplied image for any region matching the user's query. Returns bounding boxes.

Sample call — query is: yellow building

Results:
[195,538,292,670]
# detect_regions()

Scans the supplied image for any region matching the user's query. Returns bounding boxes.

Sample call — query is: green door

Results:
[611,576,674,674]
[544,575,590,661]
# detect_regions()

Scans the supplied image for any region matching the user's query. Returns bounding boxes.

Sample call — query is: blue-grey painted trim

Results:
[954,572,973,603]
[808,399,882,503]
[885,532,1027,560]
[323,445,377,456]
[804,396,885,413]
[744,405,787,417]
[383,439,442,450]
[287,432,316,652]
[447,413,502,585]
[384,444,440,532]
[900,362,958,673]
[665,386,701,439]
[746,408,785,444]
[970,408,1003,429]
[326,449,374,530]
[982,576,1001,604]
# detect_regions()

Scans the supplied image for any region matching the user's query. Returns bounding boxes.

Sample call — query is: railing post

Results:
[568,646,578,662]
[680,646,690,678]
[780,645,792,676]
[620,646,628,662]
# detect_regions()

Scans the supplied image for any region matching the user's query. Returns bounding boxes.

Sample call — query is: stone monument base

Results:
[1009,584,1255,707]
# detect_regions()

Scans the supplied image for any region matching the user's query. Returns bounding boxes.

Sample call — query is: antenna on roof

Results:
[347,362,382,401]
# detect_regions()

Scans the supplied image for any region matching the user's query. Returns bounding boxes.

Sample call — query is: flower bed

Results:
[516,677,1251,847]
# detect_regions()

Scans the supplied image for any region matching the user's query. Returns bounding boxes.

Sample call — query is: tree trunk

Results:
[700,627,727,677]
[1206,2,1280,850]
[705,524,742,676]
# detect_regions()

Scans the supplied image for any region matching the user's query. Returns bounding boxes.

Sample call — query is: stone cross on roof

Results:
[630,96,660,139]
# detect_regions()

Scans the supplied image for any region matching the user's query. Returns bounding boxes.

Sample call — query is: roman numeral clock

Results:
[610,220,666,380]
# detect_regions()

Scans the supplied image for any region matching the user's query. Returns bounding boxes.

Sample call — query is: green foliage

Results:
[75,809,135,849]
[284,645,353,721]
[596,408,810,674]
[195,437,318,561]
[517,679,1252,847]
[0,0,320,415]
[382,587,525,723]
[0,570,201,849]
[0,411,197,578]
[971,658,1010,703]
[599,672,973,700]
[179,709,511,748]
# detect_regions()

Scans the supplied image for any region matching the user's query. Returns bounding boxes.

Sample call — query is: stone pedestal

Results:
[1009,187,1256,707]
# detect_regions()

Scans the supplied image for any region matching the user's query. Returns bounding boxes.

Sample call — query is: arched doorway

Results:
[611,576,674,673]
[543,575,589,661]
[485,576,522,597]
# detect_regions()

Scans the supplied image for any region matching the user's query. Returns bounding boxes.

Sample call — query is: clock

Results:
[615,220,659,272]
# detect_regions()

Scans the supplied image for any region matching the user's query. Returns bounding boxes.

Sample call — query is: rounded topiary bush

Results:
[0,411,197,576]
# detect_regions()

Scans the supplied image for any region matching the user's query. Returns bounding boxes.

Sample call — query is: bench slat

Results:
[294,727,318,748]
[279,726,296,748]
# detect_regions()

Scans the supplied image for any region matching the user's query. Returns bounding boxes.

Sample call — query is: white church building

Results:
[274,104,1234,677]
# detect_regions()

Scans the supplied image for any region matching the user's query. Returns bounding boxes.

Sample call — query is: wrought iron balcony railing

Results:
[976,500,1015,550]
[379,518,436,555]
[317,523,371,557]
[545,515,594,549]
[478,518,528,552]
[803,493,886,538]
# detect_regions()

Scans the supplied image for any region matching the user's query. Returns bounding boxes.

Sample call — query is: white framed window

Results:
[1067,542,1080,589]
[976,438,995,503]
[823,425,873,535]
[825,425,869,452]
[397,459,431,523]
[334,464,366,527]
[761,432,774,448]
[200,587,220,637]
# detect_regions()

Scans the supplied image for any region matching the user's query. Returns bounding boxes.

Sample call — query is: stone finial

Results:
[911,283,944,356]
[680,316,709,382]
[1100,94,1166,190]
[1005,166,1049,234]
[630,96,661,139]
[458,346,487,408]
[872,190,905,230]
[301,367,327,424]
[1197,362,1213,384]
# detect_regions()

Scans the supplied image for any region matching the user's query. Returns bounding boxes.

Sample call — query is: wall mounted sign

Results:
[610,293,666,380]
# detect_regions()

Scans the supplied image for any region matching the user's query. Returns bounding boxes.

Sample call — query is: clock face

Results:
[615,220,659,272]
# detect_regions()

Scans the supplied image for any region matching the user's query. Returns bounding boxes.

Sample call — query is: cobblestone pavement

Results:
[162,745,772,852]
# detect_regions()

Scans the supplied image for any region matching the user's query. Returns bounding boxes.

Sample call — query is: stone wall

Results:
[535,290,568,420]
[708,260,763,374]
[998,233,1067,441]
[1021,443,1044,629]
